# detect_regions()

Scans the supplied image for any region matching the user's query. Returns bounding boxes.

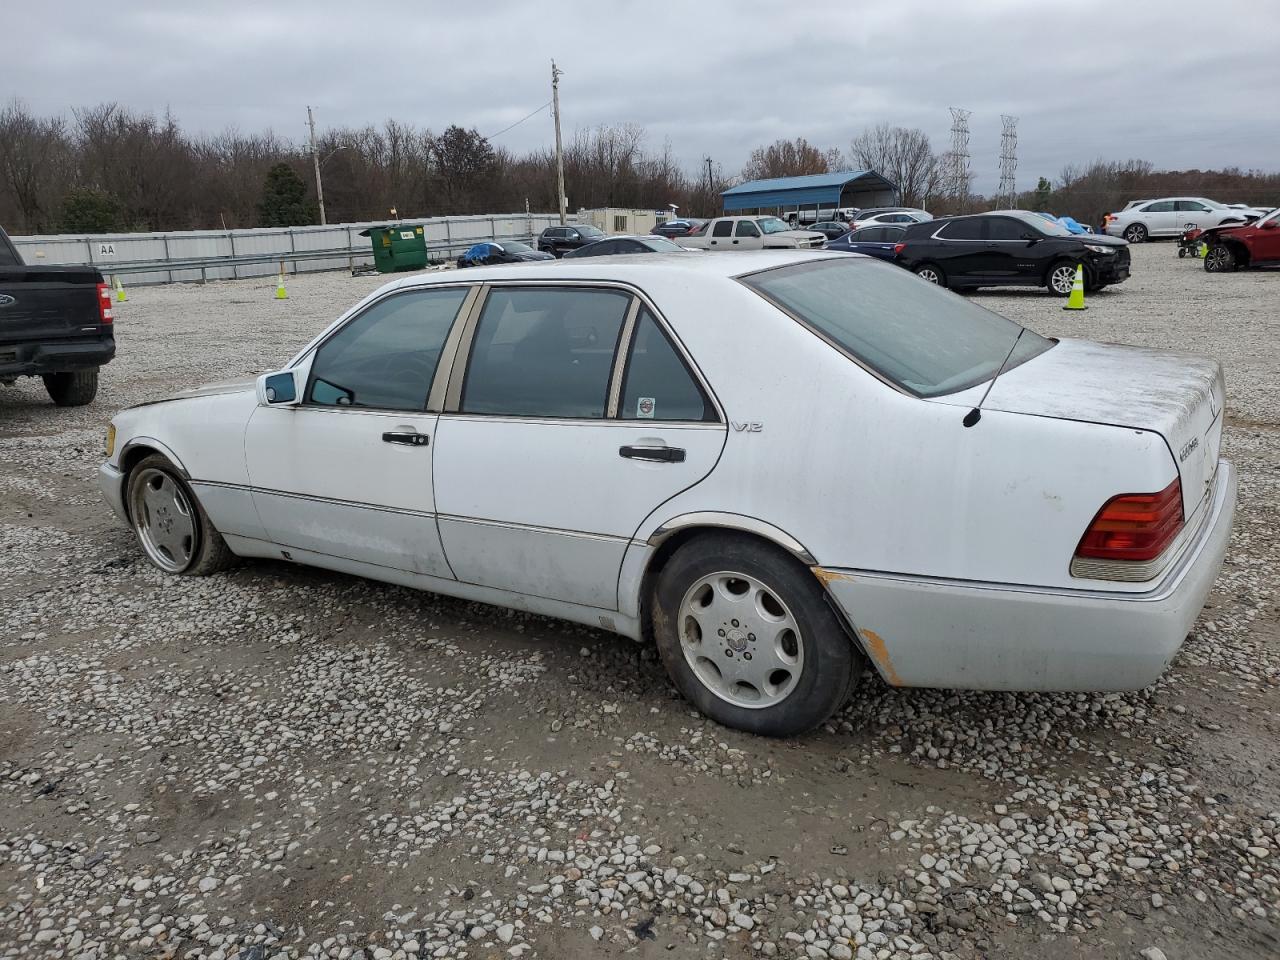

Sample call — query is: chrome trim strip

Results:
[437,512,635,545]
[428,284,481,412]
[607,296,641,418]
[648,512,817,565]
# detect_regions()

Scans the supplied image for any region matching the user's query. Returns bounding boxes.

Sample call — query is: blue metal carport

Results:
[721,170,897,215]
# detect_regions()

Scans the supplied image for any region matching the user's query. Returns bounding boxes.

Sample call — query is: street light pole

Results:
[551,61,566,225]
[308,105,327,226]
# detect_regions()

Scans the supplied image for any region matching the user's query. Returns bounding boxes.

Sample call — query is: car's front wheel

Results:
[1047,260,1082,296]
[126,453,234,576]
[1123,223,1148,243]
[652,533,862,737]
[43,369,98,406]
[1204,244,1235,273]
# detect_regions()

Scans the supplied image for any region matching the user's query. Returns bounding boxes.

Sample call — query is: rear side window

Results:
[743,258,1052,398]
[987,218,1031,241]
[620,309,714,422]
[712,220,733,237]
[462,287,629,418]
[307,288,470,411]
[855,227,885,242]
[938,218,987,241]
[1144,201,1176,213]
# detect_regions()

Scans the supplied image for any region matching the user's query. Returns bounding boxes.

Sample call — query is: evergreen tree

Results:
[60,187,123,232]
[257,163,317,226]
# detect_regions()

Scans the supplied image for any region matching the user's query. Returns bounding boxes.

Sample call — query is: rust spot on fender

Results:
[811,566,855,587]
[860,629,903,687]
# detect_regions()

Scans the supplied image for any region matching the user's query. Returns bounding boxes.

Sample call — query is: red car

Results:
[1202,208,1280,272]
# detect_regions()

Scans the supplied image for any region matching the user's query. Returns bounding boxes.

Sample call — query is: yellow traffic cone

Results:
[113,275,127,302]
[1062,264,1087,311]
[275,269,288,300]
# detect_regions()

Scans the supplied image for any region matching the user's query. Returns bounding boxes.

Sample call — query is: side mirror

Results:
[256,369,303,407]
[1262,220,1278,230]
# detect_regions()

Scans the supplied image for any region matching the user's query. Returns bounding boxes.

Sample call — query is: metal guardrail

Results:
[97,234,541,283]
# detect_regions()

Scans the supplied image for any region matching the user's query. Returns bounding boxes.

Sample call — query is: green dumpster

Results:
[359,224,429,273]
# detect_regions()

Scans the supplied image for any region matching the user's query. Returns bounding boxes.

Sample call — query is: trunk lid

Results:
[0,266,105,345]
[981,338,1224,521]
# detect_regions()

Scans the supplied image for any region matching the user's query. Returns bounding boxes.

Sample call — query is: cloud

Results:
[9,0,1280,192]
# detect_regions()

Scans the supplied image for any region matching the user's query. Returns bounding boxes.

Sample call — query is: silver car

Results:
[1105,197,1251,242]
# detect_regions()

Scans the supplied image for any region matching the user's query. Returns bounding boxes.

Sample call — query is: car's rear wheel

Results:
[1177,248,1188,259]
[1123,223,1148,243]
[42,369,98,406]
[651,533,862,737]
[1047,260,1082,296]
[914,263,946,287]
[126,453,234,576]
[1204,244,1235,273]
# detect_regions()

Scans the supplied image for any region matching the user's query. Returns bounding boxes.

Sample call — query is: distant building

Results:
[575,208,660,235]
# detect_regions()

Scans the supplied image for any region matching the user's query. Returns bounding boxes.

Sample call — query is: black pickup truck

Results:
[1,227,115,406]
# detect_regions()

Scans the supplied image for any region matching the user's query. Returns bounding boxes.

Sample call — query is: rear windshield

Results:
[0,233,19,266]
[742,257,1053,397]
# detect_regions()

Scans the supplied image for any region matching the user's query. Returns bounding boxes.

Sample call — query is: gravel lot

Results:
[2,245,1278,960]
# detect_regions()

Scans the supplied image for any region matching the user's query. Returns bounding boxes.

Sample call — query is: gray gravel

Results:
[2,245,1278,960]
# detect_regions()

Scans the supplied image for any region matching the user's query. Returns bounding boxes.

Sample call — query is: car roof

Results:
[388,250,844,288]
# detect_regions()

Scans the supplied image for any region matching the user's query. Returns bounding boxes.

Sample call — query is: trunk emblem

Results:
[1179,437,1200,462]
[0,294,16,308]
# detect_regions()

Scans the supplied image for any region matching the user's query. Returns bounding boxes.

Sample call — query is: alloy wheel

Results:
[1051,264,1078,295]
[130,467,197,573]
[916,267,940,284]
[678,571,804,709]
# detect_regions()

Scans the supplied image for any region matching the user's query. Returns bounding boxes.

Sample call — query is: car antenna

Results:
[963,327,1026,428]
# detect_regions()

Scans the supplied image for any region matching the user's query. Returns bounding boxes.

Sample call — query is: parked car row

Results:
[1103,196,1268,242]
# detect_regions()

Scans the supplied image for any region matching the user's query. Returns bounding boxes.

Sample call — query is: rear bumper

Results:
[0,337,115,378]
[98,462,129,524]
[818,459,1236,691]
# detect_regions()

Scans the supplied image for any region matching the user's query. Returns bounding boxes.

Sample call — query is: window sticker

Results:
[637,397,656,418]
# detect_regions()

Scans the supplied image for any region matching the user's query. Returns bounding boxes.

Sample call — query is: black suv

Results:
[895,210,1131,295]
[537,224,605,257]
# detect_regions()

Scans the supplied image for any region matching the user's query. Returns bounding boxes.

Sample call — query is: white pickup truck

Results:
[681,216,827,250]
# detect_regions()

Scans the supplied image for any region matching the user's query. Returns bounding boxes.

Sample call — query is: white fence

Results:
[10,214,563,286]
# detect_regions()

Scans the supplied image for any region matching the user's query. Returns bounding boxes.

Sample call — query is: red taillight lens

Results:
[893,242,906,256]
[1075,477,1183,562]
[97,282,114,325]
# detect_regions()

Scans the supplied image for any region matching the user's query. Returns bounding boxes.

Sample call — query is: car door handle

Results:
[619,444,685,463]
[382,431,429,447]
[732,239,739,244]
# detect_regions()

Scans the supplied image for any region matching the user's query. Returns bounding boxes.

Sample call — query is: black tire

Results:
[126,453,235,576]
[651,533,863,737]
[1123,223,1148,243]
[42,368,98,406]
[1085,282,1109,294]
[1204,244,1235,273]
[914,263,946,287]
[1047,260,1082,296]
[1177,248,1187,259]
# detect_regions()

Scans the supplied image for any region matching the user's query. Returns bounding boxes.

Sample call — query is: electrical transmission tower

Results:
[949,107,972,212]
[998,115,1019,208]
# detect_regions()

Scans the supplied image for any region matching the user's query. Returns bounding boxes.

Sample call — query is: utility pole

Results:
[551,60,566,225]
[308,106,327,226]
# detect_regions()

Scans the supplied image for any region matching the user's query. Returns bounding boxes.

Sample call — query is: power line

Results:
[485,100,552,141]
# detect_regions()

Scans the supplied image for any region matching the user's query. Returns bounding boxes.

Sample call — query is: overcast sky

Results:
[9,0,1280,193]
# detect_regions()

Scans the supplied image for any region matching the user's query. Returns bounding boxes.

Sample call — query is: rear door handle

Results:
[620,444,685,463]
[382,431,429,447]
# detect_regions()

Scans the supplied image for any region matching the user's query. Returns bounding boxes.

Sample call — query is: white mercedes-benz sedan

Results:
[99,252,1236,736]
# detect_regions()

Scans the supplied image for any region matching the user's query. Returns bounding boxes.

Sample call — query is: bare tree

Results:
[741,138,836,181]
[847,124,944,209]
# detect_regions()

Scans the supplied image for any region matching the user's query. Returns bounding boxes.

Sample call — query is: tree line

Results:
[1,100,1276,236]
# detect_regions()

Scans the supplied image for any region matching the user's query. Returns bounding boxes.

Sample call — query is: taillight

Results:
[1075,477,1183,562]
[893,242,906,256]
[97,282,114,325]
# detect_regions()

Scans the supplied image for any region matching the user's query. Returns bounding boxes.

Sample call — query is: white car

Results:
[1104,197,1251,242]
[99,253,1235,736]
[849,208,931,230]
